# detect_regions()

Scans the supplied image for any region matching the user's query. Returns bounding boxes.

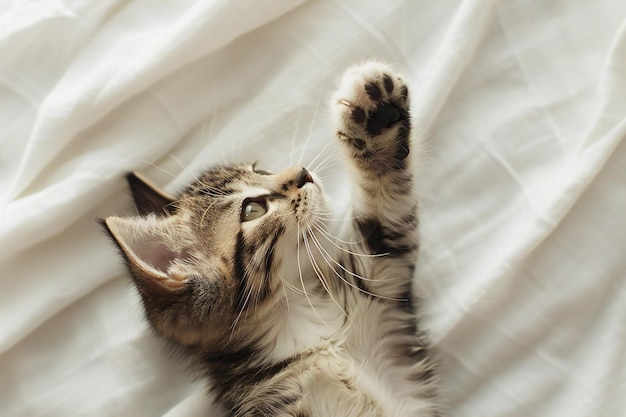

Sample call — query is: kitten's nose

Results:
[279,166,314,191]
[296,167,314,188]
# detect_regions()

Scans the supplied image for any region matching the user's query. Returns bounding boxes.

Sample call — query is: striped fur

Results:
[102,62,439,416]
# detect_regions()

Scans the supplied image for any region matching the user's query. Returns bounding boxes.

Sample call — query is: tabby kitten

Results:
[102,62,439,416]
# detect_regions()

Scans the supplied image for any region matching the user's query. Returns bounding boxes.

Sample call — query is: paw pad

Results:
[332,62,409,140]
[366,102,402,136]
[332,62,411,165]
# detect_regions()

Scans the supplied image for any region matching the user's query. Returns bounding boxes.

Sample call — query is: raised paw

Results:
[331,62,411,163]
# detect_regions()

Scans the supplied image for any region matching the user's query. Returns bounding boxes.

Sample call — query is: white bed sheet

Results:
[2,0,626,416]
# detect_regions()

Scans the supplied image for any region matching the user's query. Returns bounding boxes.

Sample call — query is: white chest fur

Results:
[259,292,432,417]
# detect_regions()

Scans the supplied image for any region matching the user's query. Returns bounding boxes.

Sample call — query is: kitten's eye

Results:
[241,198,267,222]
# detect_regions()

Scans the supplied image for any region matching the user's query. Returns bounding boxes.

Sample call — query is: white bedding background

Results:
[2,0,626,416]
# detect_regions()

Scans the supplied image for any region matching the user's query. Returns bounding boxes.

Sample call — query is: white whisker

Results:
[199,201,217,228]
[312,213,358,223]
[141,161,177,178]
[282,278,307,296]
[168,154,204,185]
[302,227,350,321]
[306,229,405,302]
[307,142,333,173]
[290,109,301,166]
[311,156,337,175]
[298,98,321,167]
[313,223,388,258]
[297,226,330,328]
[229,286,252,341]
[167,154,186,171]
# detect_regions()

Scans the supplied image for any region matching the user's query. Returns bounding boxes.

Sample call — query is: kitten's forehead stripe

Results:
[185,165,252,197]
[199,187,235,196]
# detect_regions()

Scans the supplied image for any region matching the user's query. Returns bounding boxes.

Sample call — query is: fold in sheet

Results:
[1,0,625,416]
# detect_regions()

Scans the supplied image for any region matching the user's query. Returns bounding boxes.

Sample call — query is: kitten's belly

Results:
[343,299,432,417]
[300,344,431,417]
[294,298,432,416]
[356,357,433,417]
[266,294,434,415]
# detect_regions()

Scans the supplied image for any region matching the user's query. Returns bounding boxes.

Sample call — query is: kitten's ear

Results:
[127,172,177,216]
[101,216,191,294]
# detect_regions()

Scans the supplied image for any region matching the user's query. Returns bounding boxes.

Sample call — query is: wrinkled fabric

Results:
[1,1,625,416]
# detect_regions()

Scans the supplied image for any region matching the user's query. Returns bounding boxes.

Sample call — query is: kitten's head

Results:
[101,164,327,352]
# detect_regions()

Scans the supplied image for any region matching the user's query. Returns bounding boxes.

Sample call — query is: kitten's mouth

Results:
[306,171,323,192]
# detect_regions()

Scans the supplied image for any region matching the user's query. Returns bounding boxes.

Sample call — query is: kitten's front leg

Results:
[331,62,418,301]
